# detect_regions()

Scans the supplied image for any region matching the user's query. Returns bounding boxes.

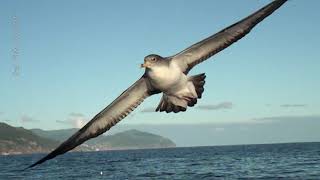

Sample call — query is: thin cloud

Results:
[280,104,307,108]
[56,113,88,128]
[21,115,39,123]
[140,107,156,113]
[69,112,85,117]
[253,115,320,122]
[214,127,225,132]
[196,102,233,110]
[56,120,66,124]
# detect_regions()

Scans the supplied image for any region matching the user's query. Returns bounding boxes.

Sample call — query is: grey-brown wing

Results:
[26,76,157,169]
[172,0,287,74]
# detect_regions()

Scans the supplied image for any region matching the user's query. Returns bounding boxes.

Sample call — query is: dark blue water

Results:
[1,142,319,179]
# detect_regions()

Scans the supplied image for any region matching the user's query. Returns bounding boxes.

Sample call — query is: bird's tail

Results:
[156,73,206,113]
[188,73,206,100]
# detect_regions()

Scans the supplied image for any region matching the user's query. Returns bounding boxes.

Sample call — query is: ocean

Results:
[1,142,319,179]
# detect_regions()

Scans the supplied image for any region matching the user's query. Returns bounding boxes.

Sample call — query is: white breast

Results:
[147,62,186,92]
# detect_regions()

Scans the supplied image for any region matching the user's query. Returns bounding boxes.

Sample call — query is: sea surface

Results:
[1,142,319,179]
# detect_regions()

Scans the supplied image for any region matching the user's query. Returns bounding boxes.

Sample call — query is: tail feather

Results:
[187,98,197,107]
[156,95,187,113]
[189,73,206,98]
[156,73,206,113]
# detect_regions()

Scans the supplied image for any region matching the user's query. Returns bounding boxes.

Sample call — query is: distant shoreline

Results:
[1,141,318,156]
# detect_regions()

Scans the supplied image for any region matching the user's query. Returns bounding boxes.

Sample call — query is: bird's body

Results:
[26,0,288,169]
[144,55,203,112]
[146,58,183,91]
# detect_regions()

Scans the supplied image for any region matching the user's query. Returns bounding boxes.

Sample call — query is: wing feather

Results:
[26,76,157,169]
[172,0,287,73]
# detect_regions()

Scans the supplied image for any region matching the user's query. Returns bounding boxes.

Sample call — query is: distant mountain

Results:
[0,122,175,155]
[31,128,79,142]
[0,123,59,155]
[87,129,176,150]
[31,128,176,150]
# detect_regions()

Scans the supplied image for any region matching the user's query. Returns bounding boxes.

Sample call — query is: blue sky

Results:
[0,0,319,145]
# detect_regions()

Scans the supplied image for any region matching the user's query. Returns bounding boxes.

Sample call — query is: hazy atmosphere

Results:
[1,0,319,147]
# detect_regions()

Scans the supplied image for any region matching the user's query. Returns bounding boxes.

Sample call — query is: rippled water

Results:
[1,142,319,179]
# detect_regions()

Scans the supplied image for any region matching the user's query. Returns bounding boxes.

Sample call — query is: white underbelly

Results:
[148,63,187,91]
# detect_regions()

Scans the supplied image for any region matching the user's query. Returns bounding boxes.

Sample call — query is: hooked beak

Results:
[140,62,151,68]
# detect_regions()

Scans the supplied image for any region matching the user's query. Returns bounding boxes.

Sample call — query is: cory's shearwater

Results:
[27,0,288,169]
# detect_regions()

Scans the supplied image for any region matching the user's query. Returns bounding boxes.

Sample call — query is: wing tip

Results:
[23,165,34,171]
[22,161,39,171]
[24,150,58,170]
[24,158,45,170]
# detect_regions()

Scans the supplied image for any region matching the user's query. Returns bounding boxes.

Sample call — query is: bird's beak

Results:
[140,62,151,68]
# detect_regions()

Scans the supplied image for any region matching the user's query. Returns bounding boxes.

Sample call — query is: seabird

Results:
[27,0,288,169]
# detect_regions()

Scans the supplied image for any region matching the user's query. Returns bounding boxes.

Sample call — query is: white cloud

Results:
[214,127,225,132]
[56,113,88,128]
[21,115,38,123]
[280,104,307,108]
[140,107,156,113]
[196,102,233,110]
[252,115,320,123]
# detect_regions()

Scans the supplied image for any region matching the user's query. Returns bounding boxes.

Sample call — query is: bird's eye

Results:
[151,57,156,61]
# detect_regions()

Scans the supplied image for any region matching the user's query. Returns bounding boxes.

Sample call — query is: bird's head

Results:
[141,54,165,69]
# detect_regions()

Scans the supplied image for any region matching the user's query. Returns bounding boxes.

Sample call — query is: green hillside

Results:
[31,128,176,150]
[0,122,175,155]
[89,129,176,150]
[0,123,59,154]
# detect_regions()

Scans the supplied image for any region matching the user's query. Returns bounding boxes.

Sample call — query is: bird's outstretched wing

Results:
[26,76,157,169]
[172,0,287,74]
